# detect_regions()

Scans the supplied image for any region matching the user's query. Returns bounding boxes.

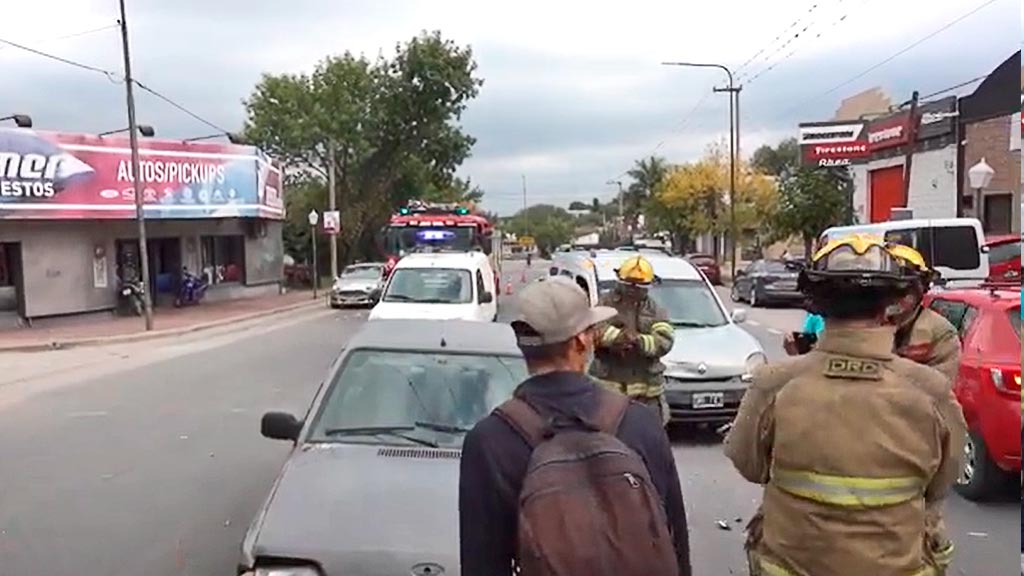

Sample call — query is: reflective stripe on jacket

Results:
[589,288,674,399]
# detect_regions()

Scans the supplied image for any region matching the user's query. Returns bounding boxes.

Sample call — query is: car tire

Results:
[730,284,742,303]
[750,287,762,308]
[955,429,1014,501]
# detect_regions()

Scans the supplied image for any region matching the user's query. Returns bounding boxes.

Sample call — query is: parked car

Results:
[984,234,1020,284]
[685,253,722,285]
[239,320,527,576]
[925,286,1021,501]
[330,262,385,308]
[730,259,803,307]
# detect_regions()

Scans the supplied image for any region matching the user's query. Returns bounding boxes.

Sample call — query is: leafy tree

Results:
[625,155,668,228]
[242,31,483,264]
[568,200,590,211]
[504,204,576,256]
[771,167,854,257]
[751,137,799,177]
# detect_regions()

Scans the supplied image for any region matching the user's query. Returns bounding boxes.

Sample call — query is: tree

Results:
[625,155,668,228]
[242,31,483,264]
[771,167,854,257]
[567,200,590,211]
[504,204,576,256]
[751,137,799,178]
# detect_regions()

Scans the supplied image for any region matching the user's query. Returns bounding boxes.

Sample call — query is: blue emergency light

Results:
[417,229,455,242]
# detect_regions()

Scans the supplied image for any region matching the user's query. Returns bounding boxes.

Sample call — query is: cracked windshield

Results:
[1,1,1020,575]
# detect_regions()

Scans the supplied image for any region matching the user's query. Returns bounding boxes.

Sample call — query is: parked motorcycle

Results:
[174,270,208,307]
[119,280,145,316]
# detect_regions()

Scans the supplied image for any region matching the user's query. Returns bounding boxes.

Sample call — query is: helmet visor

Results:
[812,244,904,275]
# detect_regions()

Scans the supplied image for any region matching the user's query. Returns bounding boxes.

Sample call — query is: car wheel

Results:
[955,429,1014,501]
[750,287,761,308]
[730,284,742,303]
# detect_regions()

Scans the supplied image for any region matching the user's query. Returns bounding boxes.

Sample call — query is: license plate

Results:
[692,392,725,409]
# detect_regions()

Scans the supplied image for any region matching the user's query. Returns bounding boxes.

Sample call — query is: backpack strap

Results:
[495,398,548,448]
[591,389,630,435]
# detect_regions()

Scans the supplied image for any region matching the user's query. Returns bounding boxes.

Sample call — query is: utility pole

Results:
[901,90,920,209]
[714,82,741,278]
[327,141,338,280]
[118,0,153,331]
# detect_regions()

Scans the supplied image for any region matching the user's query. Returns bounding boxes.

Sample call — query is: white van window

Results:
[575,276,591,304]
[476,270,487,302]
[384,268,472,304]
[883,226,980,270]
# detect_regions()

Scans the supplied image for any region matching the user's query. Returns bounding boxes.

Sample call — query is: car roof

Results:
[395,251,488,270]
[348,320,521,355]
[985,234,1019,245]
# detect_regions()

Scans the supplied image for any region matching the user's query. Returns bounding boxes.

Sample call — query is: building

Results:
[957,51,1020,234]
[0,129,285,323]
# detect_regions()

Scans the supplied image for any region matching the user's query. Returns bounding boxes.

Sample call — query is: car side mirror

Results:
[735,269,746,277]
[261,411,302,442]
[480,291,494,304]
[731,309,748,324]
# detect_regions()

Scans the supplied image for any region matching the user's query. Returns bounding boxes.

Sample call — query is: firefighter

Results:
[724,234,966,576]
[885,243,961,384]
[589,255,675,426]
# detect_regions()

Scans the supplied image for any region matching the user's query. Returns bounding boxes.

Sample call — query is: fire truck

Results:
[380,200,502,283]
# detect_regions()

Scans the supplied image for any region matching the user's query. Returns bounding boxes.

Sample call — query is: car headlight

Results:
[253,566,320,576]
[742,352,767,382]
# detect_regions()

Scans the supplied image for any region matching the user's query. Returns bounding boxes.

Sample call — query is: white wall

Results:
[850,144,957,223]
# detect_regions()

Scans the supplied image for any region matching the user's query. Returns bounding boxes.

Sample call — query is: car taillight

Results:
[988,367,1022,395]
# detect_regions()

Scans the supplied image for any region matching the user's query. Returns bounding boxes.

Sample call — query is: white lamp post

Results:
[308,210,320,299]
[967,158,995,220]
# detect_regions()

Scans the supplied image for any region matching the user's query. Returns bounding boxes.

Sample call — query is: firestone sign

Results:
[866,113,911,152]
[798,122,869,167]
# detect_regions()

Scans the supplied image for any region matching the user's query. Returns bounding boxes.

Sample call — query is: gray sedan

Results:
[330,263,385,308]
[239,320,527,576]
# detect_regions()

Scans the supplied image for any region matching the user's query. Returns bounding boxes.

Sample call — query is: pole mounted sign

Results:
[798,121,869,167]
[323,210,340,235]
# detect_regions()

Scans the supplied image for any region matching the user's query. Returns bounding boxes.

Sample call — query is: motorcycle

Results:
[174,270,208,307]
[119,280,145,316]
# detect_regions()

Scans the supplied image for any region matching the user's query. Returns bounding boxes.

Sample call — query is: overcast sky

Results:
[2,0,1019,214]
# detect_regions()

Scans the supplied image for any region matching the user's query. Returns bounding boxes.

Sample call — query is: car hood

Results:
[662,324,763,378]
[248,443,461,575]
[334,278,379,292]
[369,302,479,321]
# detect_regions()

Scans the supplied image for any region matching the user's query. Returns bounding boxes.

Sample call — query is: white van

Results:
[369,251,498,322]
[820,218,990,288]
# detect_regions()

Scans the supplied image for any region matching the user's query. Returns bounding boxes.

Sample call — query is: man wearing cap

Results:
[459,277,692,575]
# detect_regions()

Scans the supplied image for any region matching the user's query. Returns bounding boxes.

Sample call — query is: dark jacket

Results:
[459,371,691,575]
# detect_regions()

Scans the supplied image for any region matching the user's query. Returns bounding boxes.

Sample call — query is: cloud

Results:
[1,0,1018,216]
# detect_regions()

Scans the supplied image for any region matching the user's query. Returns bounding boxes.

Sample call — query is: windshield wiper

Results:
[415,421,470,434]
[384,294,415,302]
[671,320,714,328]
[323,426,439,448]
[411,298,457,304]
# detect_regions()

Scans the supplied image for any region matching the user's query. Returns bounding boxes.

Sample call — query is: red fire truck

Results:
[380,200,501,280]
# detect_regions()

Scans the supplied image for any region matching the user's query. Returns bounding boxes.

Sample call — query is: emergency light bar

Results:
[417,230,456,242]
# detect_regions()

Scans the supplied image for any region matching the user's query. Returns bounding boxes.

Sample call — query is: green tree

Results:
[242,31,483,264]
[772,167,854,257]
[568,200,589,211]
[751,137,799,177]
[504,204,576,256]
[625,155,668,228]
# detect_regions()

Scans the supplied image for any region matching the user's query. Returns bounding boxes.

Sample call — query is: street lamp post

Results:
[183,132,245,144]
[308,210,320,300]
[98,125,156,138]
[0,114,33,128]
[967,158,994,222]
[661,61,740,278]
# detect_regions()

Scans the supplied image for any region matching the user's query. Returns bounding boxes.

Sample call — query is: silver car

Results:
[330,263,385,308]
[239,320,527,576]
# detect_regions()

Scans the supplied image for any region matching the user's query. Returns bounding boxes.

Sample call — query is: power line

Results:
[0,35,120,81]
[734,0,826,78]
[0,24,118,53]
[132,81,231,134]
[765,0,1002,126]
[918,74,987,101]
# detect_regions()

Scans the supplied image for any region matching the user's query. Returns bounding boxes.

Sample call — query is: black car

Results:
[730,259,804,308]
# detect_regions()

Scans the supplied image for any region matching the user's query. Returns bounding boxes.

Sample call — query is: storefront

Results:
[0,129,285,321]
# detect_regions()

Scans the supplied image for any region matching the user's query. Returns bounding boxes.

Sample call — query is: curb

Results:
[0,298,324,354]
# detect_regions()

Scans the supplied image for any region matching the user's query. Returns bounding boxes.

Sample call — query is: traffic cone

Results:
[505,280,514,295]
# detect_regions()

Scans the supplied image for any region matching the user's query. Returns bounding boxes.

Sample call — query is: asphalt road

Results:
[0,259,1017,576]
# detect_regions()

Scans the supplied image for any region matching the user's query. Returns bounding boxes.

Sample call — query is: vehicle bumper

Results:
[664,377,747,424]
[330,292,377,307]
[979,396,1022,472]
[759,287,803,302]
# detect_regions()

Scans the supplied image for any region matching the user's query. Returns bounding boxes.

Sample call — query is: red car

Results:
[925,286,1021,500]
[685,253,722,285]
[985,234,1021,284]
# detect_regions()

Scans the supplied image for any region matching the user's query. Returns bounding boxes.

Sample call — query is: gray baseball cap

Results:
[512,276,618,346]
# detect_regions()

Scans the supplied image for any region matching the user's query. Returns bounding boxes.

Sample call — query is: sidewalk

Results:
[0,290,322,352]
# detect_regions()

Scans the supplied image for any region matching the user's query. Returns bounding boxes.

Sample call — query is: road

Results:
[0,259,1016,576]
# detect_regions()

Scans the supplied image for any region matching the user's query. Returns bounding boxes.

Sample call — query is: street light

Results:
[661,61,741,278]
[967,158,995,219]
[308,210,320,300]
[98,124,156,137]
[0,114,32,128]
[183,132,246,144]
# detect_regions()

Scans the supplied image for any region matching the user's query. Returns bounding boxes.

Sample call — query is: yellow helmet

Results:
[616,255,655,285]
[802,233,910,287]
[885,243,936,287]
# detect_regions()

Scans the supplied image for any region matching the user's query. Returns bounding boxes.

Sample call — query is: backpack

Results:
[495,389,679,576]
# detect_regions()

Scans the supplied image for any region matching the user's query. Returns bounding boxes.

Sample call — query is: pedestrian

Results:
[459,276,691,576]
[885,244,961,383]
[783,306,825,356]
[589,255,675,426]
[724,235,966,576]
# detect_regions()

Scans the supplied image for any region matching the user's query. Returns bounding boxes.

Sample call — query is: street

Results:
[0,259,1017,576]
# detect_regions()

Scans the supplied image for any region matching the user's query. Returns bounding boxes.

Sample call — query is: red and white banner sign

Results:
[866,113,911,152]
[798,122,869,167]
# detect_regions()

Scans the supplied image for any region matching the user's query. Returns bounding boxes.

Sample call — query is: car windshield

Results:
[342,266,381,279]
[384,268,473,303]
[308,350,526,447]
[648,279,728,328]
[988,240,1021,265]
[1009,308,1021,338]
[762,261,791,274]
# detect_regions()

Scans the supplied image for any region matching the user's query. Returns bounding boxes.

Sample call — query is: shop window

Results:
[0,245,11,287]
[201,236,245,284]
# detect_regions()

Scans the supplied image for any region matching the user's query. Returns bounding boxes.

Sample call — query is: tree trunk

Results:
[803,234,814,263]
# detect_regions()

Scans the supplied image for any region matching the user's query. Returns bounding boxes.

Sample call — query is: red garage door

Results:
[869,166,905,223]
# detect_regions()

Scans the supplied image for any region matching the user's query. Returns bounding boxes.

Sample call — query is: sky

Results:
[1,0,1019,215]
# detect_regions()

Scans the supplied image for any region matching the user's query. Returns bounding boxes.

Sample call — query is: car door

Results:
[476,269,495,321]
[742,261,761,299]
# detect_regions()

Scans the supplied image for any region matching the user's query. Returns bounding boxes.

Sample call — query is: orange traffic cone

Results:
[505,280,514,295]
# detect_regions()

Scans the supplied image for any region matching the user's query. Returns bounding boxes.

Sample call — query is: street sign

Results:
[323,210,341,235]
